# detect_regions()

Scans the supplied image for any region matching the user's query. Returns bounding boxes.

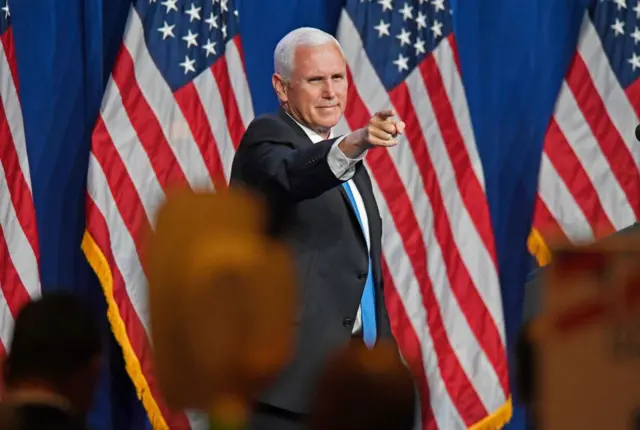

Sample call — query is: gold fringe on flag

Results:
[527,228,552,267]
[468,396,512,430]
[467,229,551,429]
[82,231,169,430]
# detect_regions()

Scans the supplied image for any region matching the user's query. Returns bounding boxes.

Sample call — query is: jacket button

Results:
[357,272,366,280]
[343,317,353,327]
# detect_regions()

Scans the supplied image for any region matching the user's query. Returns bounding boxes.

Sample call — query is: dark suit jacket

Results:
[230,109,394,414]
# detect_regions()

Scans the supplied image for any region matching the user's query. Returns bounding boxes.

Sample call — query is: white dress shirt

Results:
[287,114,369,334]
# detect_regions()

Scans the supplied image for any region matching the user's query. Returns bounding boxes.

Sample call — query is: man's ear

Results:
[272,73,288,105]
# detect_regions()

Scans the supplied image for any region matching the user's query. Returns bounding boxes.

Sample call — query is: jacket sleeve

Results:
[232,117,351,203]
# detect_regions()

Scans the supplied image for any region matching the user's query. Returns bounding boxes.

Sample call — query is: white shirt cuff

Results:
[327,134,367,180]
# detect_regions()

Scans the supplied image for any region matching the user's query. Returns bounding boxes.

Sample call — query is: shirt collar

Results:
[285,112,334,143]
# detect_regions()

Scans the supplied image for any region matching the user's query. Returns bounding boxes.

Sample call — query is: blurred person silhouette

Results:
[146,188,298,429]
[520,221,640,430]
[0,404,18,430]
[1,292,103,430]
[308,340,415,430]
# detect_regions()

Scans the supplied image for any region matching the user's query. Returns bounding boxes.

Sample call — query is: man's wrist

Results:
[338,128,369,158]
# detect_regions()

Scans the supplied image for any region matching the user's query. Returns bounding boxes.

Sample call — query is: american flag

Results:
[532,0,640,253]
[0,0,41,356]
[334,1,510,429]
[81,0,253,428]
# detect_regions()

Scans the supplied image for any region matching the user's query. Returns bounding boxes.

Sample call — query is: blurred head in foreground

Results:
[146,188,296,416]
[309,340,416,430]
[2,293,103,415]
[0,404,17,429]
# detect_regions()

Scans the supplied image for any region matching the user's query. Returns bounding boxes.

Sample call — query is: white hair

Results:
[273,27,344,81]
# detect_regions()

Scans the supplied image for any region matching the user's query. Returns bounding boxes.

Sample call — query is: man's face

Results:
[273,43,348,137]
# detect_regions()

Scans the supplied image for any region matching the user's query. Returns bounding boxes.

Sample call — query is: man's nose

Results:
[322,80,336,98]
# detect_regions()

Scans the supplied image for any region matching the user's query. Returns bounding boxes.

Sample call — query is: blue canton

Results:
[135,0,240,92]
[590,0,640,88]
[345,0,453,91]
[0,0,10,36]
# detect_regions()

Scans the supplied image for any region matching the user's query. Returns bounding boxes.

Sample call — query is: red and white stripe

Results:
[0,26,41,356]
[533,14,640,245]
[84,7,253,430]
[335,10,509,430]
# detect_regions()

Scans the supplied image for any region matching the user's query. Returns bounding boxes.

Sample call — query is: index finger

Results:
[375,109,396,120]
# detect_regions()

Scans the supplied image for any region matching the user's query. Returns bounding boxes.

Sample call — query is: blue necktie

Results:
[342,182,377,348]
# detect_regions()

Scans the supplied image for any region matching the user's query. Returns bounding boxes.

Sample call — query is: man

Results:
[1,293,103,430]
[230,27,405,429]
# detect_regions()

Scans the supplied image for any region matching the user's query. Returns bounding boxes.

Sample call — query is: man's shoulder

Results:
[249,111,282,126]
[243,111,292,141]
[237,110,309,153]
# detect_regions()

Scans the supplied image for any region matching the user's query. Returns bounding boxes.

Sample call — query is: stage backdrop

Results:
[8,0,589,428]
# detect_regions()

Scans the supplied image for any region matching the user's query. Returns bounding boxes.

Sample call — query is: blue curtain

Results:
[453,0,589,427]
[9,0,588,428]
[10,0,145,428]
